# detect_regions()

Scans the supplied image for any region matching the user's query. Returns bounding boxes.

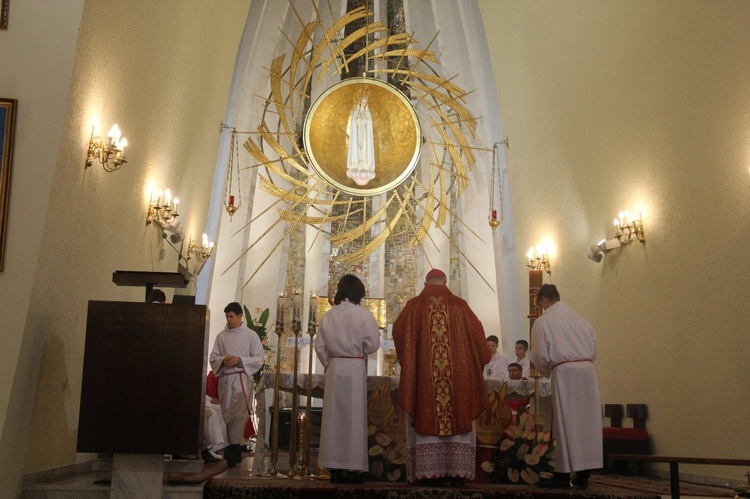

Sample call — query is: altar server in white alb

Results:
[315,274,380,484]
[483,335,508,382]
[531,284,602,490]
[210,302,265,468]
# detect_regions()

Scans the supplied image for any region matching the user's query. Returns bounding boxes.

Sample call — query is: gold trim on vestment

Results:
[428,296,454,435]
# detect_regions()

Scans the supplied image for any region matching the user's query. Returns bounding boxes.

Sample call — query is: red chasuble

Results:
[393,284,492,436]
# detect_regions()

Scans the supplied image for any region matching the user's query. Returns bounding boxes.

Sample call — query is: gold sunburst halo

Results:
[229,3,493,290]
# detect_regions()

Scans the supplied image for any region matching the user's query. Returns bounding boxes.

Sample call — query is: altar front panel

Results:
[252,373,550,481]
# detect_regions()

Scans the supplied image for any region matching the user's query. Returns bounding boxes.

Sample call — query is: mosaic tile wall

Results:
[384,203,418,328]
[448,185,462,297]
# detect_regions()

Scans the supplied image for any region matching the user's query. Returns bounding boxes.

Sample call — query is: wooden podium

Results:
[77,272,209,498]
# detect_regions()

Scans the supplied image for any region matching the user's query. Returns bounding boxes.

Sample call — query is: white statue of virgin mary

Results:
[346,97,376,186]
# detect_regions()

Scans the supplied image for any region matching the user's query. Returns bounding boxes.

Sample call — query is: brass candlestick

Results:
[263,328,286,478]
[261,291,287,478]
[293,412,309,479]
[287,290,303,478]
[303,327,318,478]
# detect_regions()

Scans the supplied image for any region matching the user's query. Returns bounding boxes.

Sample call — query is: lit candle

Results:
[156,190,163,207]
[118,137,127,154]
[165,189,172,208]
[277,291,286,331]
[308,291,318,328]
[491,210,497,221]
[172,197,179,215]
[229,195,235,207]
[202,233,208,248]
[107,124,121,147]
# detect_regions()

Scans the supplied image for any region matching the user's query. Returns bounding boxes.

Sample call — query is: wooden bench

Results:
[603,404,651,474]
[607,454,750,499]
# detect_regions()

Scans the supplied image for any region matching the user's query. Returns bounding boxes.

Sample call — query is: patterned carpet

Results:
[203,476,662,499]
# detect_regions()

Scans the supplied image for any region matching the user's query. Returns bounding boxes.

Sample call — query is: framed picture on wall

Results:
[1,0,8,30]
[0,98,17,271]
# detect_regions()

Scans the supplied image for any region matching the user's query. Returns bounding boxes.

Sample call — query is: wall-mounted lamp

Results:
[85,125,128,172]
[146,189,179,227]
[614,211,645,244]
[526,246,551,274]
[587,238,620,263]
[188,233,215,263]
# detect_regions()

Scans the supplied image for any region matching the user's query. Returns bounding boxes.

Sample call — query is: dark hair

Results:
[152,289,166,303]
[224,302,243,315]
[486,335,499,344]
[515,339,529,350]
[508,362,523,371]
[334,274,366,305]
[536,284,560,302]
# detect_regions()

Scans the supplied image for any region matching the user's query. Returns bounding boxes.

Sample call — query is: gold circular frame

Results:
[303,78,421,196]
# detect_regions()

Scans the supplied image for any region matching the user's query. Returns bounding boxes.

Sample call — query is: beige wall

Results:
[481,0,750,481]
[0,1,251,496]
[0,0,85,493]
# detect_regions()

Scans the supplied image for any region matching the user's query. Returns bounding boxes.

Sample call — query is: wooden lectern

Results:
[77,271,210,498]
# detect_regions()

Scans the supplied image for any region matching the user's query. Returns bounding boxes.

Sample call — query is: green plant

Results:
[485,407,556,484]
[244,305,274,384]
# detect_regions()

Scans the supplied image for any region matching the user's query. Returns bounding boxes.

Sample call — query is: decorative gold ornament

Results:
[222,125,242,219]
[304,77,421,196]
[489,138,509,230]
[231,4,492,287]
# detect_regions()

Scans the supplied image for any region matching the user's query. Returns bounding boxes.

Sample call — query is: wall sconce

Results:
[85,124,128,172]
[614,211,645,244]
[526,246,551,274]
[146,189,179,227]
[187,233,214,263]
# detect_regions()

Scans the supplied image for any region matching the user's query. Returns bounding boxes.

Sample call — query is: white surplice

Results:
[530,301,603,473]
[209,323,265,444]
[405,414,476,482]
[204,397,228,453]
[314,300,380,471]
[484,351,509,381]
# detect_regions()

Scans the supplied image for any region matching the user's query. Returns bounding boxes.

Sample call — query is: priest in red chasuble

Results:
[392,269,492,486]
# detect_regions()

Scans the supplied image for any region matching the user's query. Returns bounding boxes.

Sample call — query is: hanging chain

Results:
[224,129,242,219]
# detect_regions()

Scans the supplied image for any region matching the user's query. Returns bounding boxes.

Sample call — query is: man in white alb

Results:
[531,284,602,490]
[483,335,508,382]
[209,302,265,467]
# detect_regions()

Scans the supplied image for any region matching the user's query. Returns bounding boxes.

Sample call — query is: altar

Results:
[252,373,551,481]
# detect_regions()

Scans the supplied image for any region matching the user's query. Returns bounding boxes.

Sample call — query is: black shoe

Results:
[347,471,366,484]
[419,477,443,487]
[201,449,219,463]
[448,477,465,488]
[330,469,346,484]
[224,444,242,468]
[572,470,590,489]
[538,473,571,489]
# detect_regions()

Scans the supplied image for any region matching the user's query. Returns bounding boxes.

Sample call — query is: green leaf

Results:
[259,308,270,326]
[243,305,251,321]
